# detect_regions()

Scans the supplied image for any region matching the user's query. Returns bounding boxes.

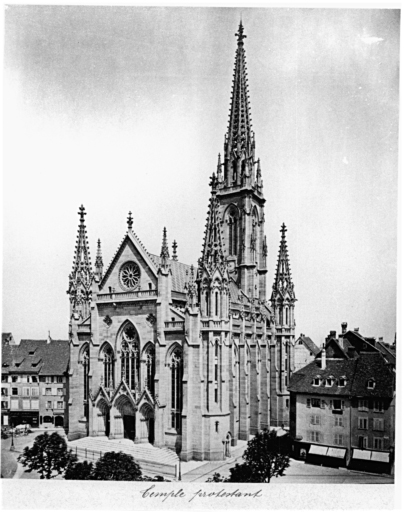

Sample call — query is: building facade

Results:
[67,23,297,461]
[292,334,320,372]
[289,323,395,474]
[1,335,70,429]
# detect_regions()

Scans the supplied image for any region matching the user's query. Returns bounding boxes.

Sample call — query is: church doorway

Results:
[139,404,155,444]
[123,415,136,441]
[54,416,64,428]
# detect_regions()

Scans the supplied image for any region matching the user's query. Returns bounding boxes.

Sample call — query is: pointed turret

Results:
[271,224,295,300]
[67,205,94,319]
[185,264,197,309]
[160,227,170,269]
[200,183,226,274]
[95,239,103,280]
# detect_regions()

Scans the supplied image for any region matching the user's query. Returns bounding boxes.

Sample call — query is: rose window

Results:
[120,262,140,290]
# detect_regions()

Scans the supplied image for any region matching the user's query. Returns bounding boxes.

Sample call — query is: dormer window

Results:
[338,377,347,387]
[312,377,321,386]
[325,377,334,387]
[367,379,375,390]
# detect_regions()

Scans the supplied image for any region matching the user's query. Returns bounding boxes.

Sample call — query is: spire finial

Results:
[127,211,133,230]
[172,240,178,261]
[95,238,104,279]
[235,20,247,45]
[160,227,170,267]
[79,205,86,223]
[281,223,287,238]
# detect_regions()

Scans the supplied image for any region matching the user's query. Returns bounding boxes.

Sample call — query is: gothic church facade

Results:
[67,23,297,461]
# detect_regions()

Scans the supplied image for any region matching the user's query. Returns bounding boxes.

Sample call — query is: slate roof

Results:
[149,254,191,294]
[289,351,394,398]
[2,339,69,376]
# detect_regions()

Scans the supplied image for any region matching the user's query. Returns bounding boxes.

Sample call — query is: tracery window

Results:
[103,344,114,389]
[145,346,155,395]
[121,325,140,391]
[228,214,238,256]
[170,348,183,433]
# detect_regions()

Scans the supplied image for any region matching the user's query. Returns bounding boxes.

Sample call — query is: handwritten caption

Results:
[140,485,262,502]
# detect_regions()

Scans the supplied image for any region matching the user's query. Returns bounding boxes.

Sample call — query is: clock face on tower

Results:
[119,261,141,290]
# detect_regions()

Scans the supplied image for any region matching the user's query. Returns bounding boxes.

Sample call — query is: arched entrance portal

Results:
[139,404,155,444]
[97,399,110,437]
[116,395,136,441]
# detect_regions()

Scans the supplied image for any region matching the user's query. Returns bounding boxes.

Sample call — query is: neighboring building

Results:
[1,336,70,428]
[293,334,321,371]
[289,323,395,474]
[67,23,297,461]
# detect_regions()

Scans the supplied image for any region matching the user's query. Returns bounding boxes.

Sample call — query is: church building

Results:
[67,23,297,461]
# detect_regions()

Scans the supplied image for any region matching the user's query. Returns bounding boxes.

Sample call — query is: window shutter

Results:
[306,399,311,408]
[321,400,325,409]
[52,388,57,396]
[54,401,58,409]
[329,399,333,409]
[342,401,345,410]
[42,388,46,396]
[358,417,361,428]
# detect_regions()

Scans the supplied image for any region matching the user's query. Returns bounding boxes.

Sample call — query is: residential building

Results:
[67,23,297,461]
[293,334,321,371]
[1,335,70,428]
[289,323,395,474]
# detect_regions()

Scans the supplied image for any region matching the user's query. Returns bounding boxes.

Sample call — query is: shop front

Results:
[306,444,347,468]
[9,410,39,428]
[349,449,390,474]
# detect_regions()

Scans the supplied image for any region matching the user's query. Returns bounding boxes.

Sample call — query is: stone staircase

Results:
[68,437,179,480]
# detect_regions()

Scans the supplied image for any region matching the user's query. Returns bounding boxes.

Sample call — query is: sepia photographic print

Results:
[2,2,400,510]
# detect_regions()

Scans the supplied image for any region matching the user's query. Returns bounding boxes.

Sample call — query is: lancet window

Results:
[103,344,114,389]
[228,213,238,256]
[81,346,89,417]
[121,325,140,391]
[145,346,155,395]
[170,348,183,433]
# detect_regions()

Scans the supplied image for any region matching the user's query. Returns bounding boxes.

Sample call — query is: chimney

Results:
[354,327,359,332]
[321,347,326,370]
[47,331,52,344]
[378,337,383,343]
[338,334,344,349]
[341,322,347,334]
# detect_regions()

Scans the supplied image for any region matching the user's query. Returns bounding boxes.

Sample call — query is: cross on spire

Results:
[235,21,247,45]
[127,211,133,230]
[172,240,178,261]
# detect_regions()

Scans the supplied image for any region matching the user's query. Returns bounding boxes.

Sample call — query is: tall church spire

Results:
[95,238,103,281]
[271,224,295,302]
[223,21,257,189]
[67,205,94,319]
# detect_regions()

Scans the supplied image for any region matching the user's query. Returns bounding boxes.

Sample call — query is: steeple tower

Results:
[271,223,296,329]
[67,205,94,320]
[211,23,266,299]
[94,239,103,281]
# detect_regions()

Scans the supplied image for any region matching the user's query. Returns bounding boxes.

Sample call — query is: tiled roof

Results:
[289,351,394,398]
[376,341,396,366]
[2,339,69,375]
[149,254,191,294]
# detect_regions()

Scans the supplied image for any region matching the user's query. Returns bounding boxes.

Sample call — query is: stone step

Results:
[68,437,179,478]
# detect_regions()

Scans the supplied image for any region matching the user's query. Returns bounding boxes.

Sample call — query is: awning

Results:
[371,451,389,463]
[327,447,346,459]
[352,449,371,460]
[309,444,328,456]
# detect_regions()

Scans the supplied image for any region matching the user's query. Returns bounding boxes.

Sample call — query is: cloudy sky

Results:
[3,5,399,347]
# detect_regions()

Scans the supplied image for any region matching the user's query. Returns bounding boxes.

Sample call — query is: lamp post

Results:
[10,420,15,451]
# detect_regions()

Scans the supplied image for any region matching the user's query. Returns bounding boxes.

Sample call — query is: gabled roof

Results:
[296,335,321,356]
[2,339,69,375]
[100,230,158,289]
[376,341,396,366]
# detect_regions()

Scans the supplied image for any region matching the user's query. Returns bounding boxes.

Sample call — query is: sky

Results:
[3,5,399,348]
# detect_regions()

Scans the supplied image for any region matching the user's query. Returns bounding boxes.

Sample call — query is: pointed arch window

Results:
[121,325,140,391]
[145,346,155,395]
[82,347,89,402]
[285,307,289,326]
[228,213,238,256]
[170,348,183,433]
[103,345,114,389]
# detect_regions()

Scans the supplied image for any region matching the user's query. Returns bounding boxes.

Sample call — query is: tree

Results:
[207,429,291,483]
[91,451,143,481]
[18,431,77,479]
[65,460,94,480]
